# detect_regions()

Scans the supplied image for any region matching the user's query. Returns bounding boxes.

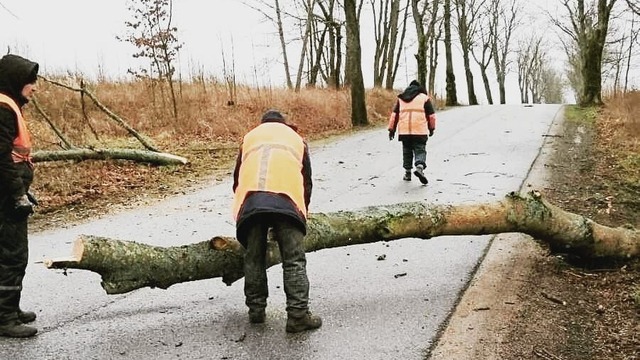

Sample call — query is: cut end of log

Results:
[210,236,245,253]
[158,152,189,164]
[211,236,231,250]
[43,236,86,269]
[73,236,86,259]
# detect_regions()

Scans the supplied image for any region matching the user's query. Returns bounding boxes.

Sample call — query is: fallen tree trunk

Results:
[32,148,188,165]
[44,191,639,294]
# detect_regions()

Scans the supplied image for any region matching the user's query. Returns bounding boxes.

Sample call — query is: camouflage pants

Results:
[242,214,310,318]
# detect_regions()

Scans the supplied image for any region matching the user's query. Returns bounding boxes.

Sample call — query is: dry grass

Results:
[27,79,397,230]
[598,91,640,203]
[505,91,640,360]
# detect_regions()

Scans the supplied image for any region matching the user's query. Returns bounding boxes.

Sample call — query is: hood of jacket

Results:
[398,83,427,102]
[0,54,39,107]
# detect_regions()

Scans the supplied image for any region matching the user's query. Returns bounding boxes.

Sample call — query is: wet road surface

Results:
[1,104,562,360]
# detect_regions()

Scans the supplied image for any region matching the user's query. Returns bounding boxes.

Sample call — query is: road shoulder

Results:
[428,106,564,359]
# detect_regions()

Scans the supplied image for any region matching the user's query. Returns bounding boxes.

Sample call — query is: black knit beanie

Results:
[261,110,285,123]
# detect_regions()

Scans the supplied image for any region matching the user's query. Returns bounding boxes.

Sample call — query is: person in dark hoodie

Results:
[232,109,321,333]
[388,80,437,184]
[0,54,40,338]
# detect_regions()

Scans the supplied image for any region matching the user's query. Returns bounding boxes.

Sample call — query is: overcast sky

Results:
[0,1,278,83]
[0,0,634,104]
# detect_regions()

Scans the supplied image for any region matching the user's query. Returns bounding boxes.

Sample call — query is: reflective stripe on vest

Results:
[396,93,429,135]
[0,94,32,163]
[232,122,307,221]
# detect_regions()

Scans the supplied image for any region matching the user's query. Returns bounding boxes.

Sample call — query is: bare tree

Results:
[607,28,629,96]
[623,15,639,93]
[119,0,182,119]
[343,0,366,88]
[516,36,542,104]
[453,0,486,105]
[564,41,582,99]
[385,1,409,90]
[443,0,459,106]
[221,42,237,105]
[276,0,295,89]
[411,0,430,88]
[309,0,344,89]
[411,0,441,94]
[516,36,564,104]
[425,1,443,96]
[370,0,408,89]
[550,0,619,106]
[489,0,521,104]
[539,66,566,104]
[470,3,494,104]
[628,0,640,15]
[371,0,392,87]
[605,10,640,94]
[293,0,317,92]
[344,0,369,126]
[244,0,295,89]
[527,41,544,103]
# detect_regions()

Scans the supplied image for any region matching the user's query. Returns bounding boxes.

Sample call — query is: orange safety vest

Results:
[0,93,32,164]
[232,122,307,221]
[388,93,430,136]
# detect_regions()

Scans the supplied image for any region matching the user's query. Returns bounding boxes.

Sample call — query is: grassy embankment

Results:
[558,91,640,306]
[27,79,398,229]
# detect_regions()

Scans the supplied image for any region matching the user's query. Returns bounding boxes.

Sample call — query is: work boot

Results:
[17,309,36,324]
[248,308,265,324]
[286,311,322,333]
[413,164,428,185]
[0,320,37,338]
[403,171,411,181]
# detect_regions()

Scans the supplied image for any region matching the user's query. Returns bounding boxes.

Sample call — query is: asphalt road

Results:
[1,104,562,360]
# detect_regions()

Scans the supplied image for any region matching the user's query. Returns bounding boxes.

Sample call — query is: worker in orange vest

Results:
[232,110,322,333]
[0,54,39,338]
[388,80,437,184]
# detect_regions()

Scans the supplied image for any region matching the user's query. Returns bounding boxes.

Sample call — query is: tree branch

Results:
[44,191,639,295]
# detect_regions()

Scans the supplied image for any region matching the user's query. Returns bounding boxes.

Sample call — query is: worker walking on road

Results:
[0,54,40,338]
[232,110,322,333]
[388,80,437,184]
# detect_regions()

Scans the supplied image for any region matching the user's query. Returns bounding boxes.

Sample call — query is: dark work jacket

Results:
[0,107,33,204]
[0,55,38,210]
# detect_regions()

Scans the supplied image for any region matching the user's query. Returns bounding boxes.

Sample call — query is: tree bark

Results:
[45,191,640,295]
[454,0,480,106]
[411,0,428,87]
[372,0,392,87]
[444,0,459,106]
[32,148,188,165]
[275,0,294,90]
[344,0,369,126]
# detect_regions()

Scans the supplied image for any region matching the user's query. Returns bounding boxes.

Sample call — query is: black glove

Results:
[13,194,34,221]
[27,192,38,206]
[388,130,395,141]
[429,129,435,137]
